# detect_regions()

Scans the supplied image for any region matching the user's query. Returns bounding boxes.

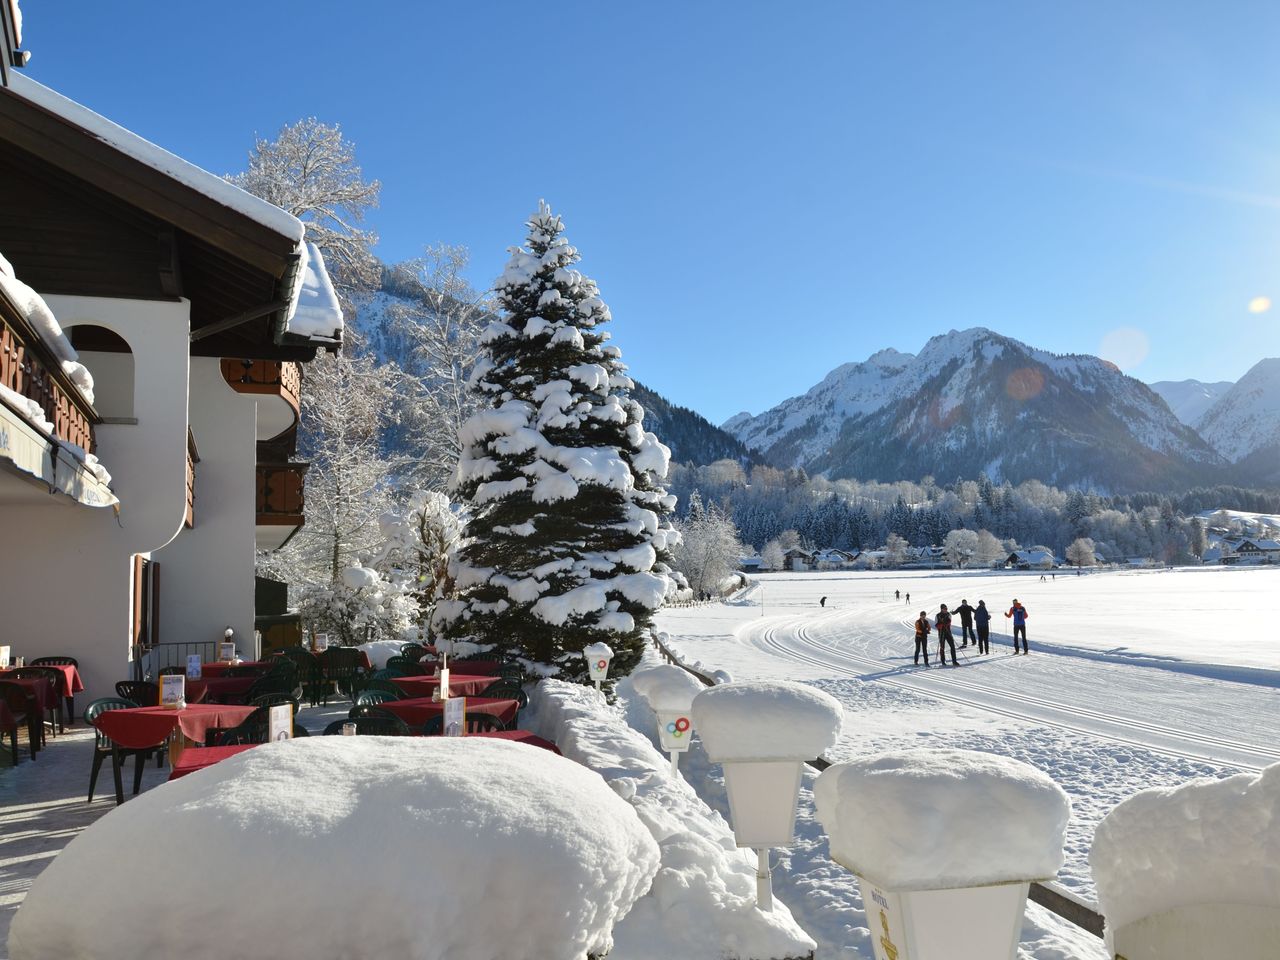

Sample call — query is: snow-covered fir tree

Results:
[432,202,679,681]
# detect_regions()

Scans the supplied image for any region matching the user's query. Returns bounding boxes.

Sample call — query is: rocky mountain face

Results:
[723,328,1227,492]
[1196,358,1280,484]
[1148,379,1234,429]
[629,382,754,467]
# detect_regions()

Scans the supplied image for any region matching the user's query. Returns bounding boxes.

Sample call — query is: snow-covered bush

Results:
[434,203,680,682]
[373,489,462,627]
[297,564,420,645]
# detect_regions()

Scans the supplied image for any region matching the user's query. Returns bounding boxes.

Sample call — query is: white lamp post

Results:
[1092,759,1280,959]
[814,749,1070,960]
[583,642,613,692]
[631,664,705,778]
[692,680,844,911]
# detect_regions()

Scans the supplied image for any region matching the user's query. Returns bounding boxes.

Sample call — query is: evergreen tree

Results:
[432,203,679,681]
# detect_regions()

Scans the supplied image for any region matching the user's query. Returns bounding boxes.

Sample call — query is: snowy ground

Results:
[654,566,1280,960]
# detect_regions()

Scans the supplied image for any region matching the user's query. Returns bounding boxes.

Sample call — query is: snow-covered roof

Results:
[8,73,302,244]
[284,241,343,340]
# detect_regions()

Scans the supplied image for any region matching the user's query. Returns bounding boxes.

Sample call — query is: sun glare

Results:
[1247,296,1271,314]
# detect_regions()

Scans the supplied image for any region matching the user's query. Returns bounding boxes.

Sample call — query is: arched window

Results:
[66,324,135,420]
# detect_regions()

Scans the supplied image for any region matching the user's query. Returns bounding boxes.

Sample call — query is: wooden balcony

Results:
[221,359,301,442]
[256,461,308,550]
[0,291,98,452]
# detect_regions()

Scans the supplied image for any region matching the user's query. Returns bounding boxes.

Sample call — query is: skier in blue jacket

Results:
[1005,599,1029,654]
[974,600,991,654]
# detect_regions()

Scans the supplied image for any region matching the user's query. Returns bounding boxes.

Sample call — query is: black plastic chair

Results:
[495,663,525,683]
[31,655,79,721]
[399,643,427,661]
[212,706,271,746]
[83,696,163,803]
[241,671,300,705]
[0,680,38,763]
[354,688,401,707]
[384,656,425,676]
[321,647,368,701]
[249,692,301,712]
[480,680,528,709]
[422,712,507,736]
[364,678,404,698]
[157,665,188,676]
[322,711,411,736]
[115,680,158,707]
[276,648,326,707]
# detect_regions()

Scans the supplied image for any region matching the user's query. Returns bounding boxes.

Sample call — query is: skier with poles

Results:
[974,599,991,655]
[1005,599,1030,654]
[955,598,977,647]
[935,603,958,666]
[913,611,931,666]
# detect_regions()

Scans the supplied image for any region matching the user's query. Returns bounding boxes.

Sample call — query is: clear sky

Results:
[21,1,1280,424]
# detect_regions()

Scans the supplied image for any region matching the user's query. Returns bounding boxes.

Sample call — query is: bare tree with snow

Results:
[433,203,680,682]
[1066,536,1097,569]
[942,528,979,568]
[673,493,745,595]
[228,118,381,289]
[884,532,911,568]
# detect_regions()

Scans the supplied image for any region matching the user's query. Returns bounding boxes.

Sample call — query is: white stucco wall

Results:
[0,296,190,701]
[152,358,259,663]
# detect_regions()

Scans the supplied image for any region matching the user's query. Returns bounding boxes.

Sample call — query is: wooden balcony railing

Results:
[185,429,200,528]
[221,359,301,414]
[0,292,98,452]
[256,461,308,526]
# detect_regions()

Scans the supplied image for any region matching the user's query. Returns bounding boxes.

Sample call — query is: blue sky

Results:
[23,1,1280,424]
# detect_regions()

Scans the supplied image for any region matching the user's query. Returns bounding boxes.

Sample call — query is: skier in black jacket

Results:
[955,599,977,647]
[974,600,991,654]
[935,604,958,666]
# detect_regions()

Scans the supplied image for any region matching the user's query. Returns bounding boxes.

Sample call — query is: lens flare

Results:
[1099,327,1150,371]
[1248,296,1271,314]
[1006,367,1045,402]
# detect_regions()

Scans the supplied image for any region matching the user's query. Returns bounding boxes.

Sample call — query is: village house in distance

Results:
[0,37,342,701]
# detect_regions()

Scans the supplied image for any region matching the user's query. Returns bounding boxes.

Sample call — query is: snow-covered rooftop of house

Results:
[1091,761,1280,936]
[8,736,660,960]
[285,240,343,339]
[815,749,1070,890]
[7,73,303,244]
[692,680,843,762]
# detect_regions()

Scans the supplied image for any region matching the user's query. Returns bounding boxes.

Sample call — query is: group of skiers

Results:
[912,598,1029,666]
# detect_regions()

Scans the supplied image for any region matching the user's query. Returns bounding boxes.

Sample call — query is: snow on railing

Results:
[648,629,1106,941]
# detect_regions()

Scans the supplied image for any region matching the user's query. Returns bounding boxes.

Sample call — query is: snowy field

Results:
[654,565,1280,960]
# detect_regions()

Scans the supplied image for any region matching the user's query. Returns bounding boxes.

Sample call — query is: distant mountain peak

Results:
[1197,358,1280,468]
[724,328,1226,492]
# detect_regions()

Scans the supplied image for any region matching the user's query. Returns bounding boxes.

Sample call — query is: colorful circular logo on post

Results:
[596,659,608,670]
[665,716,691,738]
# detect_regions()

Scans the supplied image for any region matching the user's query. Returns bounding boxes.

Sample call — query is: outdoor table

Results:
[93,703,257,763]
[374,695,519,729]
[0,663,84,717]
[200,660,272,678]
[467,729,561,753]
[391,674,497,698]
[422,659,502,676]
[193,676,259,703]
[167,743,258,781]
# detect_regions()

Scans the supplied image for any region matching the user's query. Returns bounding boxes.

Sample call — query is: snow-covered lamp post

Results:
[631,664,706,778]
[692,680,843,911]
[583,642,613,692]
[1091,759,1280,959]
[814,749,1070,960]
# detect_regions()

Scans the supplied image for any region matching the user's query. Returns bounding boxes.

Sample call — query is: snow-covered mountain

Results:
[1147,378,1233,429]
[723,328,1226,492]
[1196,358,1280,481]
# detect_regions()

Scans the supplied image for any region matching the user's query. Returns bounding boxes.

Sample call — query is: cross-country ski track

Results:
[662,571,1280,773]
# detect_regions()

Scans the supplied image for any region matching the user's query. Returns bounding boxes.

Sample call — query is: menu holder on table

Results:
[218,641,236,662]
[314,633,329,652]
[0,645,9,667]
[443,696,466,736]
[268,703,293,741]
[159,674,186,710]
[186,654,202,679]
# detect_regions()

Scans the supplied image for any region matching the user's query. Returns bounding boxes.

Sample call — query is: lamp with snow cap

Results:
[814,749,1070,960]
[631,664,704,779]
[692,680,843,911]
[582,641,613,692]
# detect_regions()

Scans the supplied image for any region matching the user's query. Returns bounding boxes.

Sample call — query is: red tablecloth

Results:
[391,674,497,698]
[93,704,257,750]
[167,743,258,780]
[0,664,84,698]
[0,675,57,716]
[468,730,560,753]
[422,659,502,676]
[200,661,272,679]
[374,696,519,729]
[193,676,258,703]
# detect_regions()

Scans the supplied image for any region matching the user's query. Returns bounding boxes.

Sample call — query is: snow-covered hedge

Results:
[526,679,816,960]
[10,737,657,960]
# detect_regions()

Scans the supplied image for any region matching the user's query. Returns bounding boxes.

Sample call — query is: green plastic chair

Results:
[83,696,161,803]
[422,713,506,736]
[323,710,411,736]
[354,688,401,707]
